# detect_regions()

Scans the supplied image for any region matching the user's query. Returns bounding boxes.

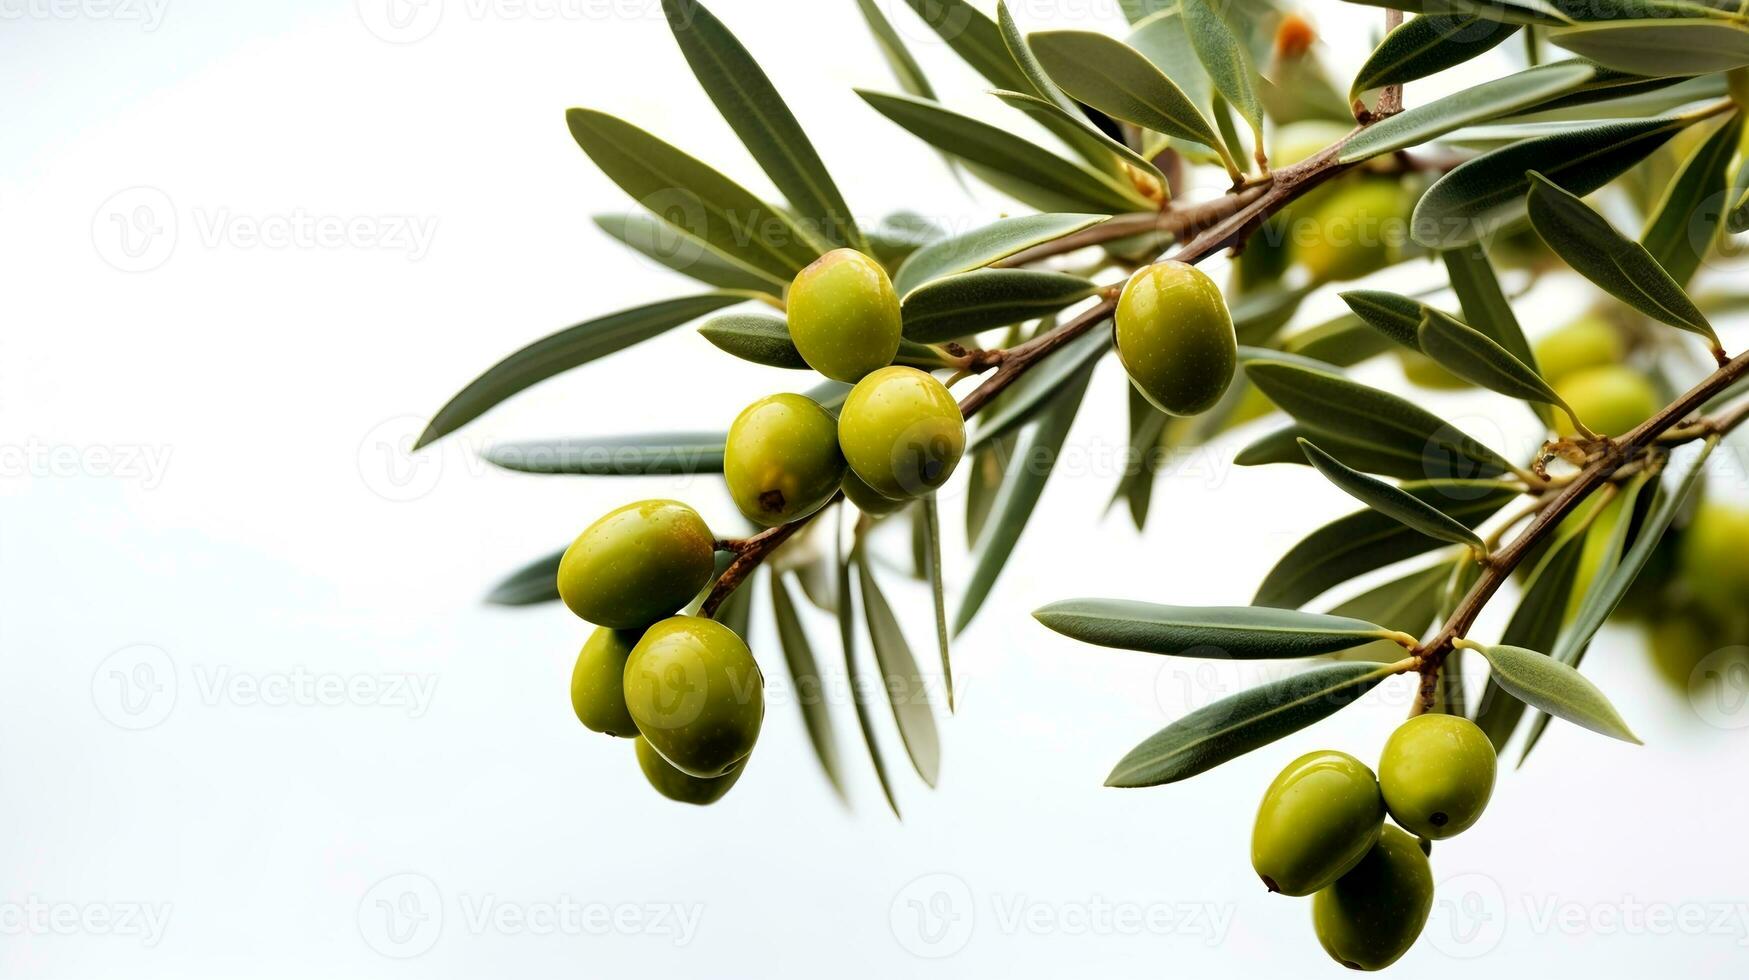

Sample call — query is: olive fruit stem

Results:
[700,494,838,617]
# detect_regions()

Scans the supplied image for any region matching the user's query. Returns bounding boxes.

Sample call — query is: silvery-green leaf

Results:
[593,213,786,294]
[1237,425,1438,482]
[1029,29,1225,152]
[699,313,953,370]
[995,3,1141,178]
[1300,439,1486,550]
[1335,0,1575,27]
[1468,642,1641,744]
[1126,7,1213,114]
[484,549,564,606]
[1035,600,1407,659]
[867,211,948,270]
[1281,313,1401,367]
[992,90,1166,187]
[485,432,725,475]
[1340,289,1424,350]
[899,0,1031,93]
[855,552,941,787]
[921,497,954,711]
[1327,564,1451,662]
[902,270,1096,343]
[837,525,899,816]
[1181,0,1264,147]
[1441,245,1550,427]
[856,0,936,99]
[1417,309,1568,409]
[1547,18,1749,76]
[894,212,1108,297]
[969,323,1111,449]
[1642,113,1743,287]
[1340,60,1597,164]
[1350,14,1519,101]
[770,574,848,802]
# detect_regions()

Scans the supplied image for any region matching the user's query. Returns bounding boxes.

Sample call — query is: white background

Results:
[4,0,1749,976]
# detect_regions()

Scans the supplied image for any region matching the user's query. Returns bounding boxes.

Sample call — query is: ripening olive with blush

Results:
[724,392,846,527]
[570,627,641,737]
[634,736,744,805]
[623,616,764,778]
[1114,261,1236,417]
[1378,714,1496,839]
[557,500,716,629]
[838,366,965,499]
[1312,825,1434,971]
[1252,750,1386,896]
[786,248,902,383]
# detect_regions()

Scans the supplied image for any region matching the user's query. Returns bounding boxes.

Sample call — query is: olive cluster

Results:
[1253,715,1496,970]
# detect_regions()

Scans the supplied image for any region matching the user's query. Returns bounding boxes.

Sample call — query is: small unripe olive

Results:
[1397,349,1469,390]
[1294,179,1410,284]
[1252,750,1386,896]
[1378,714,1496,839]
[1533,314,1622,384]
[623,616,764,778]
[634,736,744,805]
[838,365,965,499]
[786,248,902,382]
[1647,613,1714,689]
[1679,502,1749,621]
[1554,366,1659,438]
[557,500,716,629]
[570,627,640,737]
[724,393,846,527]
[1312,825,1434,971]
[842,468,907,516]
[1115,261,1237,417]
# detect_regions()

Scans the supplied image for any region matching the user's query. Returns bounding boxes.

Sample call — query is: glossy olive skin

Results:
[1294,180,1409,284]
[1378,714,1496,839]
[787,249,902,382]
[1679,502,1749,621]
[1115,261,1236,417]
[1534,314,1622,384]
[725,393,846,527]
[623,616,764,778]
[1554,366,1659,438]
[838,366,965,499]
[635,736,744,805]
[1313,826,1435,971]
[842,468,906,516]
[557,500,716,628]
[1252,751,1386,896]
[570,627,641,737]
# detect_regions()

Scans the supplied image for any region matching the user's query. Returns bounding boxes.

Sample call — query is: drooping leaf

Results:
[899,0,1031,93]
[969,323,1111,449]
[837,521,900,816]
[1350,14,1519,101]
[902,270,1097,343]
[894,213,1108,297]
[1526,171,1719,345]
[1254,482,1518,609]
[1028,30,1225,153]
[1417,309,1568,410]
[1340,60,1597,164]
[855,553,942,787]
[770,574,848,802]
[856,0,937,99]
[1466,642,1641,744]
[699,313,954,370]
[1299,439,1486,550]
[1642,113,1743,288]
[921,496,954,711]
[1547,18,1749,76]
[485,432,725,475]
[663,0,863,252]
[1106,662,1397,787]
[484,548,564,606]
[1236,425,1441,482]
[1411,114,1687,248]
[416,293,747,449]
[1327,564,1452,661]
[593,213,786,293]
[1181,0,1264,151]
[1035,600,1408,659]
[566,109,822,278]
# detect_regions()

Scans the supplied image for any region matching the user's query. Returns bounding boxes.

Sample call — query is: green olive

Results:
[623,616,764,778]
[842,468,906,516]
[634,736,744,805]
[1294,179,1409,284]
[786,248,902,383]
[1679,502,1749,621]
[1252,750,1386,896]
[1533,314,1622,384]
[1115,261,1237,417]
[557,500,716,628]
[1647,612,1715,689]
[1378,714,1496,839]
[1397,349,1469,390]
[1554,366,1659,438]
[838,365,965,499]
[1312,825,1434,971]
[725,393,846,527]
[570,627,641,737]
[1272,121,1352,168]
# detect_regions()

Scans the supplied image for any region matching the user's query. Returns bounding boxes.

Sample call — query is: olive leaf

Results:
[1465,642,1641,744]
[1441,245,1551,428]
[1410,114,1687,248]
[484,432,726,475]
[1547,18,1749,76]
[1254,483,1518,609]
[415,292,748,449]
[855,552,942,787]
[969,323,1111,449]
[1236,425,1437,482]
[1642,113,1743,288]
[770,573,848,803]
[1349,14,1518,101]
[893,213,1109,297]
[593,213,786,294]
[484,548,565,606]
[837,525,900,817]
[1416,309,1570,413]
[1339,290,1423,350]
[1180,0,1264,155]
[1034,600,1409,659]
[1336,0,1577,27]
[902,270,1097,343]
[921,496,954,712]
[1326,564,1451,662]
[855,0,936,100]
[1028,29,1226,155]
[699,313,953,370]
[1106,662,1397,787]
[1339,60,1597,165]
[898,0,1031,93]
[1299,438,1486,551]
[663,0,863,253]
[1126,6,1213,116]
[1525,171,1720,345]
[996,2,1147,179]
[565,109,823,278]
[1281,312,1400,367]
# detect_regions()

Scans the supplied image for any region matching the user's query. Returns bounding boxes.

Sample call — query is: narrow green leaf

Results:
[965,430,1016,544]
[1440,244,1551,426]
[1526,171,1719,345]
[1643,113,1743,288]
[770,574,848,802]
[1029,30,1225,152]
[416,293,746,449]
[1035,600,1406,659]
[1300,439,1486,550]
[1326,564,1451,662]
[1334,0,1582,28]
[921,496,954,712]
[1181,0,1264,145]
[969,323,1110,449]
[1467,642,1641,744]
[1254,482,1517,609]
[1411,114,1686,248]
[566,109,822,278]
[1126,8,1213,115]
[663,0,862,252]
[893,212,1108,297]
[856,0,937,99]
[1417,309,1568,409]
[992,90,1167,187]
[1339,290,1424,350]
[593,213,786,293]
[838,522,900,816]
[1281,312,1401,367]
[1351,15,1519,101]
[1547,18,1749,76]
[902,270,1097,343]
[699,313,953,370]
[1237,425,1438,482]
[1340,60,1597,165]
[1106,662,1394,786]
[856,553,942,787]
[484,548,564,606]
[899,0,1031,93]
[484,432,725,475]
